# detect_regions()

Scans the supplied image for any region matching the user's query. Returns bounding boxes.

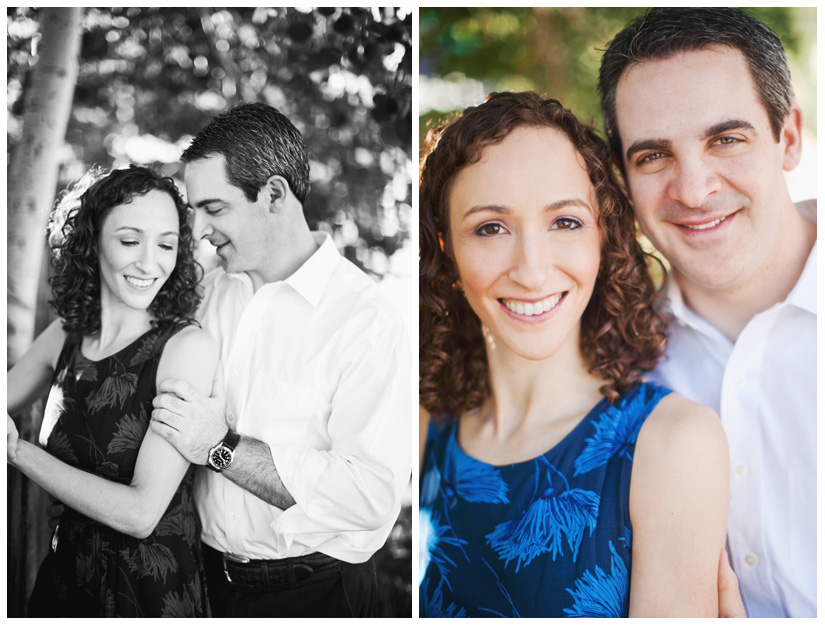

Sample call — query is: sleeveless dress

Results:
[419,381,671,618]
[27,324,211,618]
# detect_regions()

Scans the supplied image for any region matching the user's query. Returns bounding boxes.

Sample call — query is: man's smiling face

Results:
[184,154,271,276]
[615,46,800,293]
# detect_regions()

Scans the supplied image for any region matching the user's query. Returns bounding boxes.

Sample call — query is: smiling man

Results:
[150,102,411,617]
[599,8,816,618]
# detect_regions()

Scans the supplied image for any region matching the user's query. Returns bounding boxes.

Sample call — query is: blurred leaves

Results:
[419,7,814,137]
[7,7,412,278]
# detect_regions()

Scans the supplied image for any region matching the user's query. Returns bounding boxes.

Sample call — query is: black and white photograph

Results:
[7,7,412,618]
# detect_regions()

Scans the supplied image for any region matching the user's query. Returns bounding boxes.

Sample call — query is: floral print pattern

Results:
[28,325,210,617]
[419,382,671,618]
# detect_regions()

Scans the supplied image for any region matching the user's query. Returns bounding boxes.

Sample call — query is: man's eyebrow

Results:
[703,119,755,139]
[626,138,671,162]
[191,198,225,209]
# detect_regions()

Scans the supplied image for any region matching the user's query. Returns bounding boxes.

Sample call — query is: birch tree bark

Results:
[7,8,82,616]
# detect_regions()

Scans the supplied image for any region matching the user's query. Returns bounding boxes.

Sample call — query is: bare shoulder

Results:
[157,325,218,391]
[636,392,727,460]
[163,325,217,360]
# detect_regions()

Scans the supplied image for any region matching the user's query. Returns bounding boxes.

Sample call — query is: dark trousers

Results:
[202,543,378,617]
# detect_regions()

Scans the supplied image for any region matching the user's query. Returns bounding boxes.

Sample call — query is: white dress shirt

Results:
[649,243,816,618]
[194,233,411,563]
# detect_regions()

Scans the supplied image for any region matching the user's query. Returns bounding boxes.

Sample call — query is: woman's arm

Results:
[7,319,65,415]
[419,405,430,474]
[9,326,218,539]
[627,393,729,617]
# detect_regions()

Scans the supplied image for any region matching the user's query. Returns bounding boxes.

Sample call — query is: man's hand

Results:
[718,548,746,618]
[8,415,19,461]
[151,376,228,465]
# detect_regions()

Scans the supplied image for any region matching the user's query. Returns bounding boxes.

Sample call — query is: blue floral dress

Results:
[419,382,671,618]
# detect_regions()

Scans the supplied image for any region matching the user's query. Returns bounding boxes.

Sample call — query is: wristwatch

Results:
[207,428,240,472]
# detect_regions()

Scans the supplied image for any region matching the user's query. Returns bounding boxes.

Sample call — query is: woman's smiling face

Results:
[448,125,602,362]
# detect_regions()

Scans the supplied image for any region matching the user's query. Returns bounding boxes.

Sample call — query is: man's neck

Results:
[247,218,319,292]
[676,200,816,342]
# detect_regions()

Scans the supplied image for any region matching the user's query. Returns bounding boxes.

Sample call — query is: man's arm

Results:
[152,320,411,531]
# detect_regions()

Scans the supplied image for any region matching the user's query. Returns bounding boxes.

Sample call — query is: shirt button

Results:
[734,375,747,387]
[736,464,749,478]
[745,553,758,566]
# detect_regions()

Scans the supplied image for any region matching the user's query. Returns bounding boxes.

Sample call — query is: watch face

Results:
[209,445,233,470]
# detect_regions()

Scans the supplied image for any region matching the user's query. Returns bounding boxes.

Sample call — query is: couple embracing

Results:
[419,8,814,618]
[8,103,411,617]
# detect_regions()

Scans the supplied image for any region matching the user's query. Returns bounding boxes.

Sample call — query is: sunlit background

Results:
[7,7,412,617]
[419,7,816,203]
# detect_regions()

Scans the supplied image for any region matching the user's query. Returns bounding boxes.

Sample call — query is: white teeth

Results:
[684,216,725,230]
[125,276,155,288]
[502,294,563,316]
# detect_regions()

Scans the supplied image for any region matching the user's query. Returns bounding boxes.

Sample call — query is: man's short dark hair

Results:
[598,8,794,161]
[181,102,311,203]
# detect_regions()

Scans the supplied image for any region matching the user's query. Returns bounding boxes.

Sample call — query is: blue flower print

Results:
[563,541,629,618]
[419,508,467,589]
[574,385,668,476]
[420,579,468,618]
[442,431,509,505]
[486,462,599,571]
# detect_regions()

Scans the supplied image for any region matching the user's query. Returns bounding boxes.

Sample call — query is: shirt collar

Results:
[283,232,340,308]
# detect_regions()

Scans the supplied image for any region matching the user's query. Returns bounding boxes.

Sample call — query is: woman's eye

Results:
[120,240,139,247]
[553,218,582,230]
[475,223,503,237]
[159,244,176,251]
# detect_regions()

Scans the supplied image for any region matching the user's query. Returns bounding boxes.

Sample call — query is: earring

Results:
[482,324,496,351]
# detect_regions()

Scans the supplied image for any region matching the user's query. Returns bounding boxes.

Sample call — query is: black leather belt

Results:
[204,544,340,587]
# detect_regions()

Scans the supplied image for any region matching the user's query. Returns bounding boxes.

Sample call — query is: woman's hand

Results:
[718,548,746,617]
[8,414,19,461]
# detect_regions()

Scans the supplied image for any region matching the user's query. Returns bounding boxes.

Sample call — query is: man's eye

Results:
[638,152,665,165]
[475,223,503,237]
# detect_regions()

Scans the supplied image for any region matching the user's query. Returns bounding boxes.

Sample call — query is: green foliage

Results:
[8,7,412,277]
[419,7,813,137]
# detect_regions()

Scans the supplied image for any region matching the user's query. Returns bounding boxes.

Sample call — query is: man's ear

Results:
[261,176,290,211]
[780,104,804,172]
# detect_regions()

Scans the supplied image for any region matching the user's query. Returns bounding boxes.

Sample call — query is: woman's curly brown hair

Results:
[47,165,202,340]
[420,92,669,417]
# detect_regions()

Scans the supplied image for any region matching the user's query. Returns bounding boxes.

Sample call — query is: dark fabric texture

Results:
[27,324,210,617]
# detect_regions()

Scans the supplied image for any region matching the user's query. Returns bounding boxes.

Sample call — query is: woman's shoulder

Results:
[162,324,216,359]
[634,391,728,477]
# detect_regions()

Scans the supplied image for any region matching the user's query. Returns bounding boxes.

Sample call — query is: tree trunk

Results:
[7,7,82,617]
[8,7,81,363]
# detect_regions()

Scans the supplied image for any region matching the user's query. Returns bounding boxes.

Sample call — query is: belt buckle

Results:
[222,552,250,583]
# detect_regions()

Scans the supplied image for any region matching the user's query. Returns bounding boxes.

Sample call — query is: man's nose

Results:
[192,209,213,240]
[669,157,721,209]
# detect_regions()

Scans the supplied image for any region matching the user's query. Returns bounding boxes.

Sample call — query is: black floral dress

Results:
[27,324,211,617]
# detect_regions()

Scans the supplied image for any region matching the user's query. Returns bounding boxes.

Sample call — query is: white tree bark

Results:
[7,7,82,364]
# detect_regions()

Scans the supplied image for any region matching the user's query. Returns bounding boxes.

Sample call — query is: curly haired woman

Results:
[419,92,729,617]
[7,165,217,617]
